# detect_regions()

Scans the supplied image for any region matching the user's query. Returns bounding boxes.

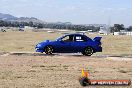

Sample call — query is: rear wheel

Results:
[82,47,94,56]
[44,46,53,55]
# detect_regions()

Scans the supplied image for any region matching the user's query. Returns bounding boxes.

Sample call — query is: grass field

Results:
[0,31,132,55]
[0,30,132,88]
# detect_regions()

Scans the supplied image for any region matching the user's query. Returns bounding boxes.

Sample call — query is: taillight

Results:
[99,42,102,47]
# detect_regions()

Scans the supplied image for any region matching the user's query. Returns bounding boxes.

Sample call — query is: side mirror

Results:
[59,40,64,43]
[57,39,63,42]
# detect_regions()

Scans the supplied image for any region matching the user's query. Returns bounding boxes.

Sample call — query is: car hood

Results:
[38,40,49,44]
[39,40,55,44]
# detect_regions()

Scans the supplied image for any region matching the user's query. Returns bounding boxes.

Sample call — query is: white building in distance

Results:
[99,26,110,35]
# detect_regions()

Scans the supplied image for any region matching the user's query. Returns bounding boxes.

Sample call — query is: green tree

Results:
[29,21,33,27]
[113,24,125,32]
[127,26,132,31]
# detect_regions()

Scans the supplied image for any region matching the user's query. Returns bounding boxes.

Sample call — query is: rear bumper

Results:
[95,47,102,52]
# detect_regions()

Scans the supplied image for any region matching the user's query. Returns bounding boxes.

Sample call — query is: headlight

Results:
[37,44,41,47]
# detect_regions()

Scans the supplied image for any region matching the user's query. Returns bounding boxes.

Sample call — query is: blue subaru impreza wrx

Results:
[35,34,102,56]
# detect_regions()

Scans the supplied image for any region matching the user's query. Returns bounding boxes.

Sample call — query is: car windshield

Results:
[56,35,66,41]
[56,35,74,42]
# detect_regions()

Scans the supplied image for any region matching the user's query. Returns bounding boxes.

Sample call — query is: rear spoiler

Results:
[93,37,102,42]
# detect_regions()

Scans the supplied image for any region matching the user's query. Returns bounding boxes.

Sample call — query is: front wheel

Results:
[44,46,53,55]
[82,47,94,56]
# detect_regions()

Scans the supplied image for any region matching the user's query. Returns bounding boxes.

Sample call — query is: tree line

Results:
[0,20,132,32]
[0,20,100,32]
[110,24,132,32]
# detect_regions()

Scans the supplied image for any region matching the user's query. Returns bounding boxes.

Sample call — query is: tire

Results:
[82,47,94,56]
[44,46,53,55]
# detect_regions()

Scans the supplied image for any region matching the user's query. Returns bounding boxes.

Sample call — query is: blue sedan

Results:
[35,34,102,56]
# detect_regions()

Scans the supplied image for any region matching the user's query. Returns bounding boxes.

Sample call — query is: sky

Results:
[0,0,132,26]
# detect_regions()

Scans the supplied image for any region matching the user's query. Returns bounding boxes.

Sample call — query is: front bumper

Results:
[35,47,44,53]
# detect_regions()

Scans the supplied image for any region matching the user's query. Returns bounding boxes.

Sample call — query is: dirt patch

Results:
[0,53,131,88]
[107,57,132,61]
[1,52,132,61]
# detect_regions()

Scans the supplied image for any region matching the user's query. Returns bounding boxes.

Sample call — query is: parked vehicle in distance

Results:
[35,34,102,56]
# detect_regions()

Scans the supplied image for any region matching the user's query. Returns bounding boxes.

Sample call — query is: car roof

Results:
[64,33,85,36]
[56,33,90,41]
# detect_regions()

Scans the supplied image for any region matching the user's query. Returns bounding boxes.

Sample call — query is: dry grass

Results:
[0,31,132,55]
[0,31,61,52]
[0,30,132,88]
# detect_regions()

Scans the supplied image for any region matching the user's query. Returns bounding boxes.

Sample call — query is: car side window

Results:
[61,35,74,42]
[75,36,87,42]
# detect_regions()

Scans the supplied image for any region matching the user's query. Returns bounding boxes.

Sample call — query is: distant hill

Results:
[0,13,43,23]
[0,13,17,20]
[0,13,101,31]
[16,17,44,23]
[56,22,72,25]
